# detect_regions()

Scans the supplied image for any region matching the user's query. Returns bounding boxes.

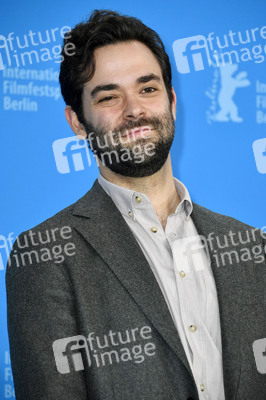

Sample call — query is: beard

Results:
[82,107,175,178]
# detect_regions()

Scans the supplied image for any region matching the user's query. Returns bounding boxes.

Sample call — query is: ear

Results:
[171,87,177,121]
[65,106,87,140]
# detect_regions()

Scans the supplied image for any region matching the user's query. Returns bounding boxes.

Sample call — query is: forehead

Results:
[89,41,163,87]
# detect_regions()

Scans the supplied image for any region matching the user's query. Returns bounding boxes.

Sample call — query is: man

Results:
[6,9,266,400]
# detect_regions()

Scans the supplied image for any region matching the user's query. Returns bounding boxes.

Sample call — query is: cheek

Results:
[96,108,123,129]
[146,94,170,113]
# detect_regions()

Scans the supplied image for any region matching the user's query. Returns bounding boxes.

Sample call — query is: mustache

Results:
[111,116,163,136]
[82,110,174,140]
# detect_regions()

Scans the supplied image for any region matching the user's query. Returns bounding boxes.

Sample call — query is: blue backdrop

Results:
[1,0,266,397]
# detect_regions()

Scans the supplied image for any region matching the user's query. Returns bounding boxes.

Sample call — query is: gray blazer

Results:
[6,180,266,400]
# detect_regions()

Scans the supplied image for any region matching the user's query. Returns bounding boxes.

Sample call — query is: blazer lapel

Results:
[73,181,193,376]
[191,203,241,399]
[72,180,193,378]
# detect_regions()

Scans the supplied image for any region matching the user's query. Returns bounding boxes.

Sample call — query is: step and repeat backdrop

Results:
[1,0,266,397]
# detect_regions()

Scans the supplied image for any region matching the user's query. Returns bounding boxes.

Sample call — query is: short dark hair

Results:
[59,9,173,122]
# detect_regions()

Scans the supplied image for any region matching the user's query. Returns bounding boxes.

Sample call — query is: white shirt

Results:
[98,173,225,400]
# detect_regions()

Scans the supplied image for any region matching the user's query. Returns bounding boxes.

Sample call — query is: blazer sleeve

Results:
[5,235,88,400]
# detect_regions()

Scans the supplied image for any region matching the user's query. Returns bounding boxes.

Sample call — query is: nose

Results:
[122,95,146,121]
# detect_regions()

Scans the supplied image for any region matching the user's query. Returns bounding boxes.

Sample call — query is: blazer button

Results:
[187,398,194,400]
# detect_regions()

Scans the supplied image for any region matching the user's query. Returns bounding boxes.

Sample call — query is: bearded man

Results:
[6,9,266,400]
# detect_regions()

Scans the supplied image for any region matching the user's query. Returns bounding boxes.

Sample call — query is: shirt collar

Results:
[173,178,193,218]
[98,173,193,220]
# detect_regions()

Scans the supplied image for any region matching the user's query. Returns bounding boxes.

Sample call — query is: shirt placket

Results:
[169,213,208,399]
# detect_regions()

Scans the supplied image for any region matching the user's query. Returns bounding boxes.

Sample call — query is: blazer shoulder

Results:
[18,189,90,238]
[25,180,101,235]
[192,202,258,232]
[24,202,77,235]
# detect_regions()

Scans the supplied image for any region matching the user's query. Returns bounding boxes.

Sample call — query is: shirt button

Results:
[150,226,158,233]
[200,384,205,392]
[189,325,197,332]
[135,195,142,203]
[186,215,190,222]
[179,270,186,278]
[128,211,133,217]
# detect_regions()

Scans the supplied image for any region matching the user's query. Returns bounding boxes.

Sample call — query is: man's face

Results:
[81,40,176,177]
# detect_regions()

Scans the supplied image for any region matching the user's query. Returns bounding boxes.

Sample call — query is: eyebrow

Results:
[90,73,161,98]
[137,73,161,84]
[90,83,119,98]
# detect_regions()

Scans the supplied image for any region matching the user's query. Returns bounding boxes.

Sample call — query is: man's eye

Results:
[98,96,115,103]
[141,87,156,94]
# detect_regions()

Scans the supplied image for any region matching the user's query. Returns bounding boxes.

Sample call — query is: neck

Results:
[99,155,181,229]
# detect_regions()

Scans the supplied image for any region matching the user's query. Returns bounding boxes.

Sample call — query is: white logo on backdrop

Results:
[206,62,250,123]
